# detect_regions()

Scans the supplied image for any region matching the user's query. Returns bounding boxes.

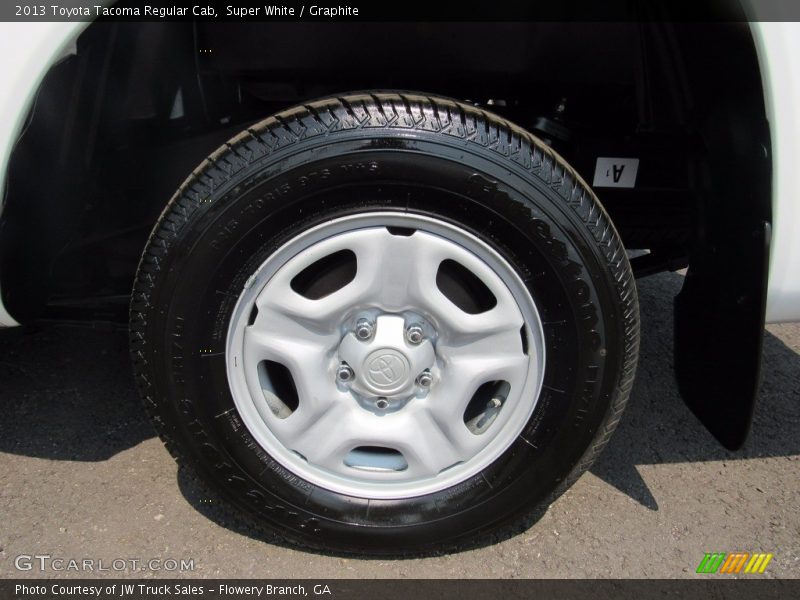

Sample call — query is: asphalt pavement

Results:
[0,271,798,578]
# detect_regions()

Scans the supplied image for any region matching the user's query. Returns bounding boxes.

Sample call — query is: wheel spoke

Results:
[242,320,338,420]
[249,227,446,323]
[254,276,356,334]
[433,327,530,420]
[433,291,525,344]
[346,228,447,311]
[395,407,479,477]
[253,231,372,329]
[283,405,478,479]
[281,401,363,472]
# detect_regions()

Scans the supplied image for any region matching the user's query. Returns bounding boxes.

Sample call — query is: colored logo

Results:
[696,552,773,574]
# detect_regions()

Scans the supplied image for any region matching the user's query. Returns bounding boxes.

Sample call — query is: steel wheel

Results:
[226,213,545,499]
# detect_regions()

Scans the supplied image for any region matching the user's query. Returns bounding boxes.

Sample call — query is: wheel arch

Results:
[0,16,776,449]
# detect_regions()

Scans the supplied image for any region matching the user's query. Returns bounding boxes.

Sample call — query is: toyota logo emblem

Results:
[366,353,407,388]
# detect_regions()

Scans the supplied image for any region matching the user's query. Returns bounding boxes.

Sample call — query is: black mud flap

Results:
[674,99,771,450]
[674,221,770,450]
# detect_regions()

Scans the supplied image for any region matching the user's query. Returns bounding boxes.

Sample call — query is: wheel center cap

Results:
[363,349,410,393]
[337,313,436,401]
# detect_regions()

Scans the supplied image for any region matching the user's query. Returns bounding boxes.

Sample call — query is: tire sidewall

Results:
[140,131,625,552]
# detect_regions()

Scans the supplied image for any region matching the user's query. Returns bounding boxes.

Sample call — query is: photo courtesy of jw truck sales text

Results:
[14,584,330,597]
[0,0,798,592]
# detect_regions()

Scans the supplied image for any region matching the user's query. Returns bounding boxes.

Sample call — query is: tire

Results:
[130,92,639,555]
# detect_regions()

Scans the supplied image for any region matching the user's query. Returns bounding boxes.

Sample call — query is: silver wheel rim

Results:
[226,212,545,499]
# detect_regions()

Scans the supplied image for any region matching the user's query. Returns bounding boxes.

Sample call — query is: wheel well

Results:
[0,19,768,324]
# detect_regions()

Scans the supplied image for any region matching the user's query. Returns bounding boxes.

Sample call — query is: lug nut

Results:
[336,363,354,383]
[355,318,375,341]
[416,369,433,388]
[405,323,425,345]
[375,397,389,410]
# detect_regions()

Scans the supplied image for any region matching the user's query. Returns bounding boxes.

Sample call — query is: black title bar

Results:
[5,0,800,22]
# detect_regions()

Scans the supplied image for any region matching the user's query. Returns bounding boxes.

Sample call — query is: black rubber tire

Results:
[130,92,639,555]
